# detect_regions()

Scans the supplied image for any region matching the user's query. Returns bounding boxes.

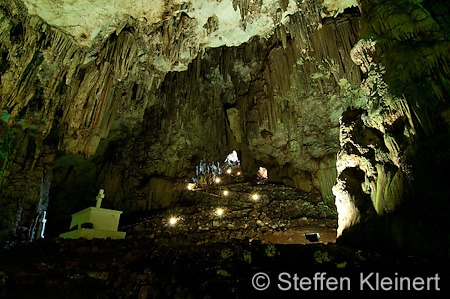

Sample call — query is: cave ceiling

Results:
[3,0,450,260]
[22,0,358,47]
[0,0,362,240]
[1,0,358,158]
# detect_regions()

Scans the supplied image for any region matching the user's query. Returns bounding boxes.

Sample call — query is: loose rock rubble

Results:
[123,179,338,246]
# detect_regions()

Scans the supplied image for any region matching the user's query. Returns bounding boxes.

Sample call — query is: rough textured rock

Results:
[0,0,449,264]
[1,0,361,243]
[333,0,450,258]
[234,10,362,198]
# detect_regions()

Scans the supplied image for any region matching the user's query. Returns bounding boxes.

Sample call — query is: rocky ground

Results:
[0,177,449,298]
[122,176,338,246]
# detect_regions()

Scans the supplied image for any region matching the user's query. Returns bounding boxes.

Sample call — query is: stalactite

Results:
[334,0,450,258]
[1,0,364,242]
[1,2,203,158]
[279,0,289,12]
[221,47,231,82]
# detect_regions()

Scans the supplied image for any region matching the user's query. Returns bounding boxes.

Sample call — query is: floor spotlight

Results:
[169,217,178,226]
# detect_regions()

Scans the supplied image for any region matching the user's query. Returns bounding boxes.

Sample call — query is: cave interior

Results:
[1,0,450,297]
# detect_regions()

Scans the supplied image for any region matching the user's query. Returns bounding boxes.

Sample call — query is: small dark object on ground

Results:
[305,233,320,242]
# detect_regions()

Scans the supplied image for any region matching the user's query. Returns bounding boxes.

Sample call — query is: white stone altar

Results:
[59,189,126,240]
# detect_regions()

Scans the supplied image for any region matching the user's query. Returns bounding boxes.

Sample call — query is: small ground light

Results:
[236,172,241,176]
[216,208,224,216]
[215,177,221,183]
[227,169,232,174]
[252,194,259,200]
[223,190,229,196]
[187,183,195,190]
[169,217,178,226]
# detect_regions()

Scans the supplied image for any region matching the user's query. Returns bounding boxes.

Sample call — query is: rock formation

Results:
[334,0,450,257]
[1,0,449,260]
[0,0,361,243]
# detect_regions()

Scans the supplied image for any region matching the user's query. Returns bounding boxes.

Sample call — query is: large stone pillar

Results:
[334,0,450,258]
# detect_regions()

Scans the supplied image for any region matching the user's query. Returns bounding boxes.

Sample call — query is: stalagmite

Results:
[334,0,450,258]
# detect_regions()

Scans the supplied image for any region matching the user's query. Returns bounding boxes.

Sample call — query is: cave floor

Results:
[1,181,449,298]
[122,180,338,246]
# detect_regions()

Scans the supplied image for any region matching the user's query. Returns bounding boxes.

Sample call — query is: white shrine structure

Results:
[59,189,126,240]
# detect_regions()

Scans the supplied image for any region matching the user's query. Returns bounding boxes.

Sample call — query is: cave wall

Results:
[231,10,362,198]
[0,122,54,241]
[0,0,363,242]
[334,0,450,258]
[0,0,213,240]
[49,7,363,223]
[0,0,167,241]
[1,0,449,260]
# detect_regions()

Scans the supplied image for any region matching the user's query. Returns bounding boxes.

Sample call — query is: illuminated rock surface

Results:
[333,0,450,257]
[1,1,450,290]
[0,0,360,242]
